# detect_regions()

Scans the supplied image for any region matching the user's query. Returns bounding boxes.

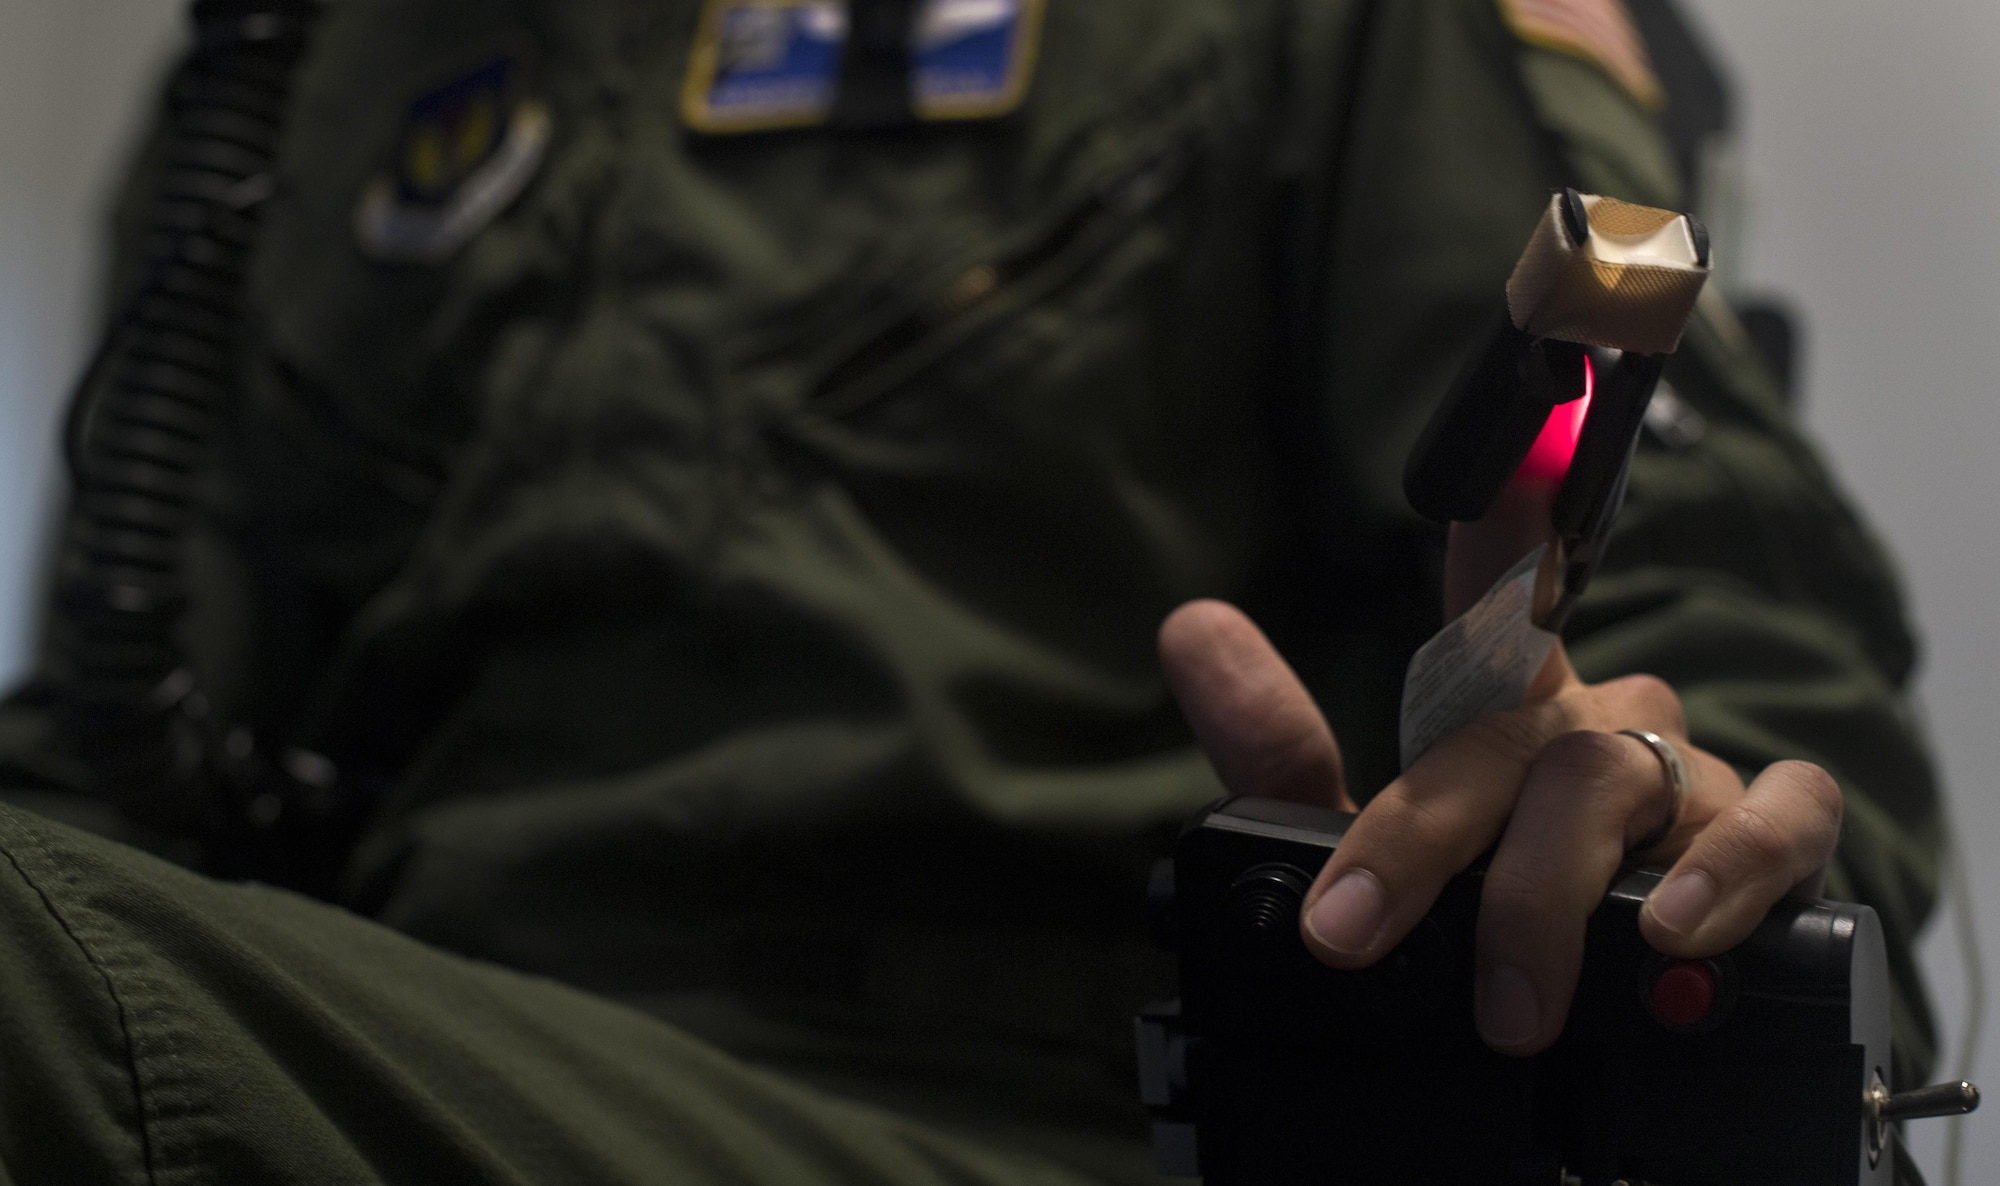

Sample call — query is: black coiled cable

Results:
[52,1,319,846]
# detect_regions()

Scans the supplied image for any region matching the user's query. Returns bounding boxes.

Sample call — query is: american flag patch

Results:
[1498,0,1663,109]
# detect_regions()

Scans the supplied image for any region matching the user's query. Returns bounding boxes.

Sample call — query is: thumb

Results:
[1159,600,1354,810]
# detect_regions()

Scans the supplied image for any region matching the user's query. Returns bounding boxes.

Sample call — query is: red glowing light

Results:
[1516,353,1593,488]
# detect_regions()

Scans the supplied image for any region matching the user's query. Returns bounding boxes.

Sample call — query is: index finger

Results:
[1301,468,1585,962]
[1298,699,1568,964]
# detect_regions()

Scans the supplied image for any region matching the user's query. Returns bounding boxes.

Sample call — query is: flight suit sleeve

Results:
[1310,0,1942,1096]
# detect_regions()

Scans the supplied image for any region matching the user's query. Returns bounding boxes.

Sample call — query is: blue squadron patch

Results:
[681,0,1046,133]
[354,57,552,264]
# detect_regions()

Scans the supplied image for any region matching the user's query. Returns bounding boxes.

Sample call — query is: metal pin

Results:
[1868,1069,1981,1164]
[1879,1080,1981,1123]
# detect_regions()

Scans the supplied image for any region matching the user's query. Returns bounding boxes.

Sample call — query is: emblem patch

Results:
[1498,0,1663,109]
[681,0,1046,133]
[355,58,552,264]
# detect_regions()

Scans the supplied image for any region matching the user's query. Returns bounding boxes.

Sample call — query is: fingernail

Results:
[1305,871,1386,955]
[1646,870,1718,938]
[1476,964,1542,1048]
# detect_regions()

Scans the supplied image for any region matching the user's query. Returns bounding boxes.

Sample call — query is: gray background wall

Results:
[0,1,1993,1179]
[0,0,182,675]
[1676,2,2000,1178]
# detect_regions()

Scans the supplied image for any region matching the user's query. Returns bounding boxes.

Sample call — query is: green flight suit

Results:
[0,0,1942,1181]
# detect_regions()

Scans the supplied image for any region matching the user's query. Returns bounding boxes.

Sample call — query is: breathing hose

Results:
[51,0,327,882]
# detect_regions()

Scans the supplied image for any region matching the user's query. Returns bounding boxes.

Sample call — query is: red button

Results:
[1651,960,1717,1026]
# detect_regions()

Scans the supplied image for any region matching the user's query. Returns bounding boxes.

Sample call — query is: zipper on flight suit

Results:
[810,132,1201,415]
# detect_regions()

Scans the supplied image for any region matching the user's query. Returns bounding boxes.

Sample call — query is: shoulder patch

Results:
[1497,0,1662,110]
[354,57,551,265]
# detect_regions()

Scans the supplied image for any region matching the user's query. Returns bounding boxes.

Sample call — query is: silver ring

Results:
[1616,728,1687,855]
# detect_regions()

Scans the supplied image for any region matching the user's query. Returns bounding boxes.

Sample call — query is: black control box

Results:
[1137,797,1894,1185]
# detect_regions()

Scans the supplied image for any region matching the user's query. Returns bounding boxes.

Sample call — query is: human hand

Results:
[1157,487,1843,1057]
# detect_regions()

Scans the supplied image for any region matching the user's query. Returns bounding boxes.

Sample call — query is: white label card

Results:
[1398,545,1559,770]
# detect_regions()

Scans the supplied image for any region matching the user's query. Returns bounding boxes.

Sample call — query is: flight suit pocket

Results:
[807,129,1205,423]
[780,39,1232,441]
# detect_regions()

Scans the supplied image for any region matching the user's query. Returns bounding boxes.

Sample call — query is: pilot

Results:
[0,0,1939,1181]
